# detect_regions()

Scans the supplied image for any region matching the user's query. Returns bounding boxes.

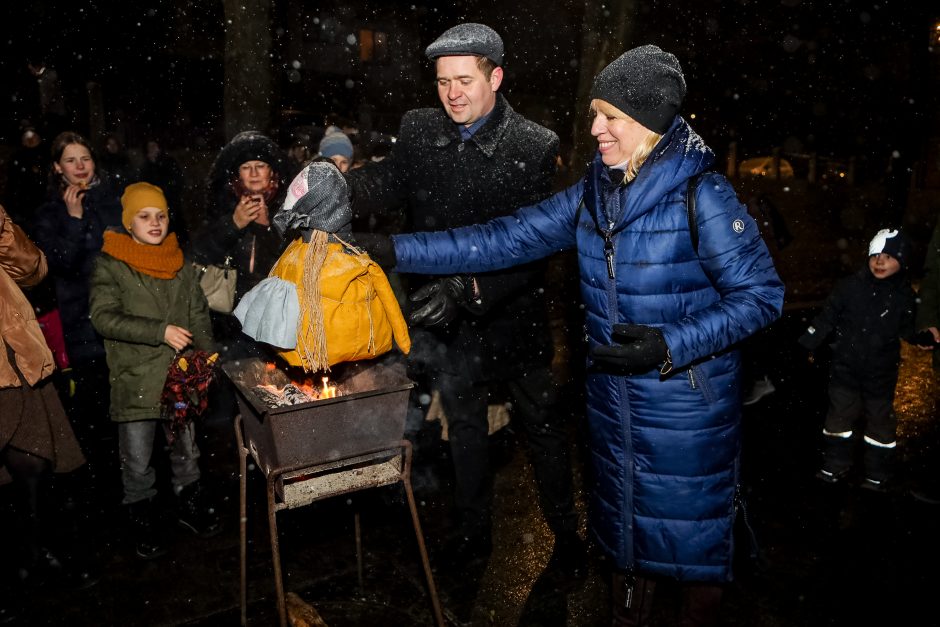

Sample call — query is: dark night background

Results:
[1,0,937,186]
[4,3,940,625]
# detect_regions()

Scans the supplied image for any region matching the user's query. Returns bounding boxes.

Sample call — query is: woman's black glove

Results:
[409,276,470,327]
[591,324,669,372]
[349,232,396,268]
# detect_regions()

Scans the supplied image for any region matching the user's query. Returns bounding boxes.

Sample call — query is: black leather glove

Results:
[408,276,470,327]
[349,232,396,268]
[590,324,669,372]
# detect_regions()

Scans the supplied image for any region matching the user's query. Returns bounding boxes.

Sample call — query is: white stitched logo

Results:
[732,219,745,233]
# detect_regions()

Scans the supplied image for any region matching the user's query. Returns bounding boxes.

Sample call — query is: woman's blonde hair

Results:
[590,100,662,184]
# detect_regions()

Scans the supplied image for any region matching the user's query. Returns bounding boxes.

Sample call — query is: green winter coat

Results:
[90,254,212,422]
[917,222,940,370]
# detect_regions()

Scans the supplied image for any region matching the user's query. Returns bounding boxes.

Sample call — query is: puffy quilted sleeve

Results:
[659,174,785,368]
[392,182,583,275]
[0,205,47,287]
[369,263,410,355]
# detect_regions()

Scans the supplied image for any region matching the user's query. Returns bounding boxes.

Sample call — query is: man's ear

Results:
[489,66,504,92]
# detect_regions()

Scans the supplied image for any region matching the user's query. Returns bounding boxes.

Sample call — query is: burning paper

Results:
[250,367,342,407]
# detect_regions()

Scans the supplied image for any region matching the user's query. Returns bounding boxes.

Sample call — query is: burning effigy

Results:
[234,162,410,374]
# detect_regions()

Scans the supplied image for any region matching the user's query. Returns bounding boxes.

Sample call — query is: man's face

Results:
[435,56,502,126]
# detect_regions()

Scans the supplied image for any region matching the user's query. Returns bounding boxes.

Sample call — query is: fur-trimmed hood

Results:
[206,130,292,217]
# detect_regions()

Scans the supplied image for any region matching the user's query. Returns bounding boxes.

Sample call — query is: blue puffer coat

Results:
[393,117,784,581]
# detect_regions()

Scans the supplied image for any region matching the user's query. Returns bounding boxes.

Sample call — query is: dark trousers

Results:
[822,374,897,480]
[611,572,723,627]
[63,357,115,489]
[430,364,577,537]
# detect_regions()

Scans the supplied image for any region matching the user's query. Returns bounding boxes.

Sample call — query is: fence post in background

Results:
[727,141,738,178]
[808,152,817,184]
[87,81,105,144]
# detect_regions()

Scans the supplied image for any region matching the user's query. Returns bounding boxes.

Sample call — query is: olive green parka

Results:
[90,254,212,422]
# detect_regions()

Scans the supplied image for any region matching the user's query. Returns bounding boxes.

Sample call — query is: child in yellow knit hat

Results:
[89,182,219,559]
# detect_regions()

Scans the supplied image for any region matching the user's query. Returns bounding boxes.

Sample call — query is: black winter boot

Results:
[126,498,167,560]
[177,482,222,538]
[862,439,894,491]
[817,432,854,483]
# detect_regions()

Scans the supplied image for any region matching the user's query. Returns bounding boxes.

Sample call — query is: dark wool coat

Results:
[801,267,915,392]
[89,253,212,422]
[31,181,123,365]
[193,131,293,301]
[916,222,940,370]
[345,94,559,381]
[393,117,784,581]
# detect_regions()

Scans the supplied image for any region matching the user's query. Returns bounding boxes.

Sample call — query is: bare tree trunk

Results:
[567,0,638,184]
[222,0,273,140]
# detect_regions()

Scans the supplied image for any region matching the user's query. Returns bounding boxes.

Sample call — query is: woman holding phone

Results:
[192,130,292,357]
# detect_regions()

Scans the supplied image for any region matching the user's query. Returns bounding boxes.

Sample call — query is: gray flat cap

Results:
[424,23,504,66]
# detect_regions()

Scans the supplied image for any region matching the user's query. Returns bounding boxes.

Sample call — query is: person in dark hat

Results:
[353,44,784,625]
[910,219,940,504]
[191,130,292,359]
[799,228,925,493]
[345,22,585,581]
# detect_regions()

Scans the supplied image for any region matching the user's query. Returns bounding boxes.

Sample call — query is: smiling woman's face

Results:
[590,99,652,167]
[54,143,95,185]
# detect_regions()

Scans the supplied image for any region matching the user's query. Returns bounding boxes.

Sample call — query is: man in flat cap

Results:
[346,23,584,576]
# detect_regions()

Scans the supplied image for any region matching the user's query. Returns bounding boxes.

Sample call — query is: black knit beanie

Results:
[590,45,686,135]
[868,228,911,270]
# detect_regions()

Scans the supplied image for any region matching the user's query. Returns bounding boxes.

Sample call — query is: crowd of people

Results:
[0,20,937,627]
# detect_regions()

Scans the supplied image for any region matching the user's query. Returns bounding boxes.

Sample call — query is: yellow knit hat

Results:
[121,182,168,230]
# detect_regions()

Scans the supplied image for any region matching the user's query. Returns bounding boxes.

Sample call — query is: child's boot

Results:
[177,482,222,538]
[816,429,853,483]
[861,435,895,492]
[126,498,166,560]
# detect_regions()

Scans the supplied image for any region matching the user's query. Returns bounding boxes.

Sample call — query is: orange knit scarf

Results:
[101,231,184,279]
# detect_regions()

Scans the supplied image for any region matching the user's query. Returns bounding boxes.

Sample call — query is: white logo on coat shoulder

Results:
[732,219,746,233]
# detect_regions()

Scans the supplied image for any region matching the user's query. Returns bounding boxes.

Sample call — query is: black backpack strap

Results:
[686,172,708,254]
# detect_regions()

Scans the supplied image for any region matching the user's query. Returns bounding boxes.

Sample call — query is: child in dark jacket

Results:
[89,183,219,559]
[799,228,921,490]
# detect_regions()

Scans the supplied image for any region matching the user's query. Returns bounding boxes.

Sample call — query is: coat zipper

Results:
[604,232,615,279]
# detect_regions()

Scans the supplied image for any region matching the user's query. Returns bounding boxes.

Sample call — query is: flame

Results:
[256,363,342,405]
[321,376,338,399]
